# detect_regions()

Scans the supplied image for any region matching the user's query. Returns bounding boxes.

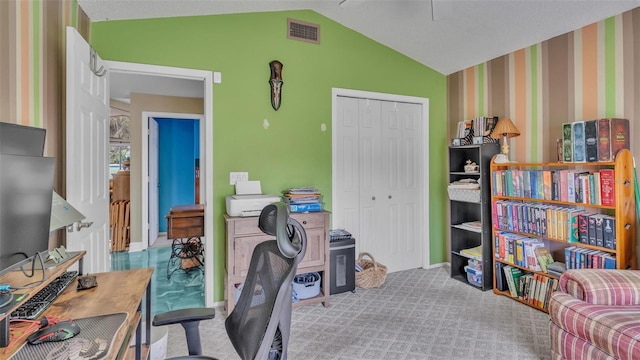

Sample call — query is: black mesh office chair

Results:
[153,202,307,360]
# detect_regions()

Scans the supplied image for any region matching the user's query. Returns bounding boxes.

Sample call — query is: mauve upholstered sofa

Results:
[549,269,640,359]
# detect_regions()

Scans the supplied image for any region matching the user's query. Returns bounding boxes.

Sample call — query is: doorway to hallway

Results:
[148,116,201,246]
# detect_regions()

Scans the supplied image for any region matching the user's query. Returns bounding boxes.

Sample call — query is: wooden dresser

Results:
[224,211,330,313]
[166,204,205,239]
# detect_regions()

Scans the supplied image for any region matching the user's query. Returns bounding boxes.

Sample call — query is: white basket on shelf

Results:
[447,187,481,202]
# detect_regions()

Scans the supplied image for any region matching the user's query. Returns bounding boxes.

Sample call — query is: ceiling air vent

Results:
[287,18,320,44]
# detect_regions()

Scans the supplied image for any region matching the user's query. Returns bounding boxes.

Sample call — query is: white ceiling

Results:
[80,0,640,101]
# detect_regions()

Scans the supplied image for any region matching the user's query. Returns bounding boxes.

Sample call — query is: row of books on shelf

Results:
[494,232,554,272]
[564,246,617,270]
[495,231,617,272]
[491,168,615,206]
[561,118,629,163]
[496,263,559,310]
[492,201,617,249]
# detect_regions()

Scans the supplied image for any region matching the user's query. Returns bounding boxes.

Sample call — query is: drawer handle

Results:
[302,221,307,225]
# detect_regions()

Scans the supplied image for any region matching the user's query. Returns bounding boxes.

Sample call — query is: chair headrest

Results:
[258,202,302,258]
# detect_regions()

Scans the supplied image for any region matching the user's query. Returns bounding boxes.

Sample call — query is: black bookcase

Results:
[448,143,500,290]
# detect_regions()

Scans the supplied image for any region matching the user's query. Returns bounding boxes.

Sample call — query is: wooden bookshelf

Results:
[490,149,637,312]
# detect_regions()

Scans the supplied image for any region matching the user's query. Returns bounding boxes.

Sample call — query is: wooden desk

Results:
[0,263,153,360]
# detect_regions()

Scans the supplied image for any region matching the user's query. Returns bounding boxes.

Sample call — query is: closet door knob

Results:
[388,195,392,199]
[302,221,307,225]
[372,196,376,200]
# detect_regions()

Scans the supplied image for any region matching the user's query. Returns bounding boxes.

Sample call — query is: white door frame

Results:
[107,60,215,307]
[331,88,430,268]
[142,112,204,247]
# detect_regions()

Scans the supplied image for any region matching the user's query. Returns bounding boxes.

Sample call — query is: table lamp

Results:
[490,117,520,163]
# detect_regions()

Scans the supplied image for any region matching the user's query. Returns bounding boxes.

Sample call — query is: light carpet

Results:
[164,266,551,360]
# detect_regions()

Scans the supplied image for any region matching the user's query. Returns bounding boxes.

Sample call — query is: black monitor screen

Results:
[0,122,46,156]
[0,154,54,270]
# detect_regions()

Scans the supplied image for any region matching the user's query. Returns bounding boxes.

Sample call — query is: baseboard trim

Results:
[128,242,144,252]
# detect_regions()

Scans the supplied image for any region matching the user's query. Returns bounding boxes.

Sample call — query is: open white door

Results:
[148,117,159,246]
[65,27,110,274]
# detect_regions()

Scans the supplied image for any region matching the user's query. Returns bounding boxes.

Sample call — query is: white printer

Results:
[226,181,280,217]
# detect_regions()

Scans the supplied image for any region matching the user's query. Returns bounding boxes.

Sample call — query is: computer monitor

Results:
[0,122,46,156]
[0,154,55,270]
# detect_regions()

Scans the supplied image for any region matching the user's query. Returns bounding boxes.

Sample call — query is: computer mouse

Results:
[27,320,81,345]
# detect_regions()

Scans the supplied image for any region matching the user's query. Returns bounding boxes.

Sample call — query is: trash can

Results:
[330,237,355,295]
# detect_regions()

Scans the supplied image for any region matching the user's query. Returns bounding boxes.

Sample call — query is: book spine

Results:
[588,174,596,204]
[593,172,601,205]
[599,169,615,206]
[603,216,615,250]
[578,214,589,244]
[559,170,568,202]
[598,118,612,161]
[594,215,604,248]
[551,170,559,201]
[584,119,598,162]
[543,171,552,200]
[562,123,573,162]
[572,121,586,162]
[587,214,597,246]
[610,118,630,158]
[566,171,575,202]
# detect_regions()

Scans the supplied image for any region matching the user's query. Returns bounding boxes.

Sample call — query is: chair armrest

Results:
[559,269,640,306]
[153,307,215,326]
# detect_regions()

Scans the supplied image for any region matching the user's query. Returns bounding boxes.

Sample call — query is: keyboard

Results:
[11,271,78,320]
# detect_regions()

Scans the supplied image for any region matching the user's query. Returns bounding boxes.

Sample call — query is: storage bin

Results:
[447,188,481,203]
[467,258,482,271]
[464,265,483,287]
[293,272,321,299]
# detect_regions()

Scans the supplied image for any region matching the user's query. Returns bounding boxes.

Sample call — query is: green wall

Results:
[91,10,448,301]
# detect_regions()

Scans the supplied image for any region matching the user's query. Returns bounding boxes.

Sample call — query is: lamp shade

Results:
[490,118,520,139]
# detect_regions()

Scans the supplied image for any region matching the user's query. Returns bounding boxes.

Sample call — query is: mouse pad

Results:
[10,312,128,360]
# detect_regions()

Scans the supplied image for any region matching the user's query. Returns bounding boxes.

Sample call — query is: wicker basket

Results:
[355,252,387,289]
[447,187,481,203]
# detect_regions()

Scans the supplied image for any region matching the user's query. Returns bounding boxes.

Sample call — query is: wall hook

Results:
[89,48,107,77]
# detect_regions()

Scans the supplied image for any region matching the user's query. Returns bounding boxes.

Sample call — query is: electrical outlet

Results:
[229,172,249,185]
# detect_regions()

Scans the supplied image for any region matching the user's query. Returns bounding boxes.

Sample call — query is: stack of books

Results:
[282,187,324,213]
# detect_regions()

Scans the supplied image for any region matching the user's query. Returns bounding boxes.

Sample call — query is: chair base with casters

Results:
[153,202,307,360]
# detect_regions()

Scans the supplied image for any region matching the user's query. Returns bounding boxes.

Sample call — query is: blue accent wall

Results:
[157,118,199,232]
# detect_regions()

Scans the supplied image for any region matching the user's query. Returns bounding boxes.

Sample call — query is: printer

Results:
[226,180,280,217]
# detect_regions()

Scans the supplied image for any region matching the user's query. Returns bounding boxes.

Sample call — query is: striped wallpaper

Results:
[574,15,624,120]
[5,0,79,128]
[449,11,635,164]
[0,0,89,193]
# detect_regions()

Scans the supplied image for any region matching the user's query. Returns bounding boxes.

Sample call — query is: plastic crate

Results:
[464,265,483,287]
[293,272,321,299]
[467,258,482,272]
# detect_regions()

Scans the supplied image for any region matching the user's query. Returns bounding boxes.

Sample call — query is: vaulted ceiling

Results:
[79,0,640,76]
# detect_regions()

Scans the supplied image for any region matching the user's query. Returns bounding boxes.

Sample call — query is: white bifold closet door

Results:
[334,96,424,273]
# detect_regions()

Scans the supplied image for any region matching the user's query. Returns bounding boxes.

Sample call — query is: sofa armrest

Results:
[559,269,640,306]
